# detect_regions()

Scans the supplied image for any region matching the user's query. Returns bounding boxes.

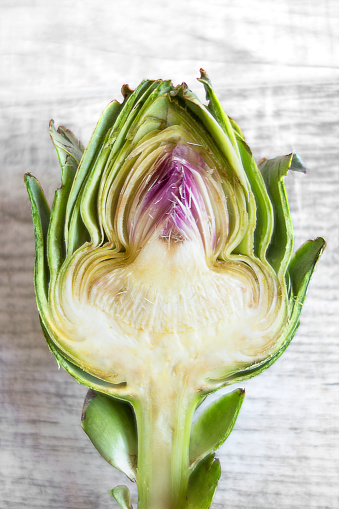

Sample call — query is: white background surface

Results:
[1,1,338,508]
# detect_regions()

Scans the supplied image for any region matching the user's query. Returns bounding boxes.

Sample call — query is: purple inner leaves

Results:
[128,145,220,253]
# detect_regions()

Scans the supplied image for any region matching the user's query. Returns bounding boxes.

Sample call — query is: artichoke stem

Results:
[133,375,197,509]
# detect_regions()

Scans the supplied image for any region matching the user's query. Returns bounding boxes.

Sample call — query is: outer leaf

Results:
[81,390,138,481]
[109,485,133,509]
[235,136,273,259]
[186,454,221,509]
[24,174,51,303]
[48,121,84,276]
[259,153,306,277]
[288,237,326,300]
[189,389,244,466]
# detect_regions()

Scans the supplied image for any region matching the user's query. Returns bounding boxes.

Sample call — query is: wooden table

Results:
[1,1,338,508]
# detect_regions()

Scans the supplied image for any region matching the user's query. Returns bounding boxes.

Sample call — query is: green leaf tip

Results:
[49,119,84,175]
[109,485,133,509]
[259,152,305,181]
[198,68,211,87]
[187,454,221,509]
[290,153,307,173]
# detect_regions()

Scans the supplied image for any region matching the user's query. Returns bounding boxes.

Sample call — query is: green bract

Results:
[26,71,324,509]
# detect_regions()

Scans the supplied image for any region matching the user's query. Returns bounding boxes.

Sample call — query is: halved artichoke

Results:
[25,70,324,509]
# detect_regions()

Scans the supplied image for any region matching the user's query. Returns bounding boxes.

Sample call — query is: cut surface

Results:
[48,237,286,392]
[45,143,287,394]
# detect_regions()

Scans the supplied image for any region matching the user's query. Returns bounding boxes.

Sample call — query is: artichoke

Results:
[25,70,325,509]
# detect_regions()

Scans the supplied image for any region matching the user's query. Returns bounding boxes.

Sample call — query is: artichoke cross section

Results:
[25,71,325,509]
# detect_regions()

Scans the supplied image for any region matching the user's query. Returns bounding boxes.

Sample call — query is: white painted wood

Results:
[1,0,338,508]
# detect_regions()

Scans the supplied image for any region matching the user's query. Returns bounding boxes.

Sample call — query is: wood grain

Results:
[1,1,338,508]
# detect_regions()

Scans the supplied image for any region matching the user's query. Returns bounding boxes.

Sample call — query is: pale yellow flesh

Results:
[47,236,287,397]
